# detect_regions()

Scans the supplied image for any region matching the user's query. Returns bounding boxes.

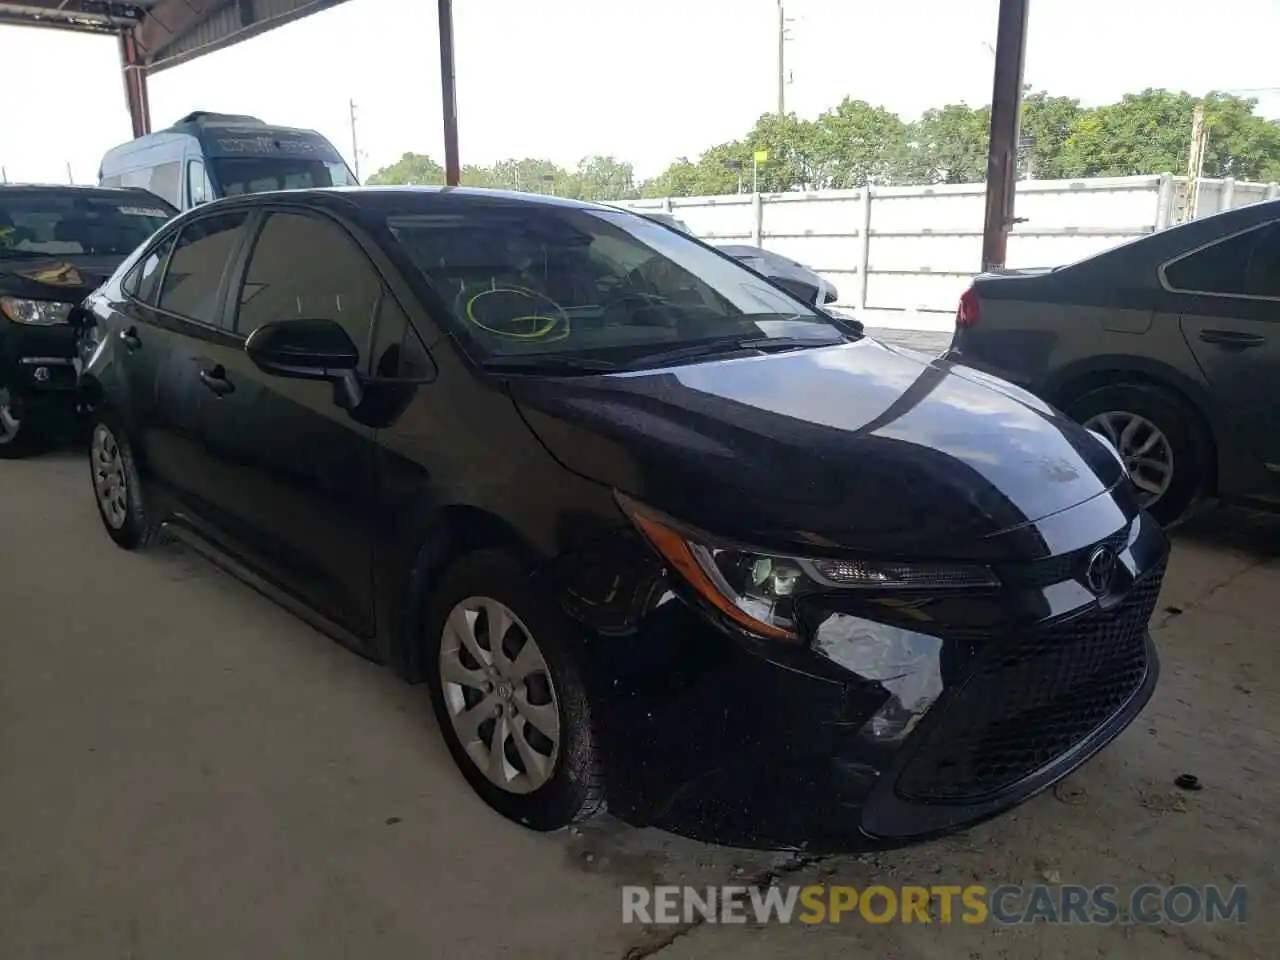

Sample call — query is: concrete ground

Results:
[1,451,1277,960]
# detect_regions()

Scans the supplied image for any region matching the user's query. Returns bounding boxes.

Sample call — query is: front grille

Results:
[997,525,1132,589]
[895,560,1165,805]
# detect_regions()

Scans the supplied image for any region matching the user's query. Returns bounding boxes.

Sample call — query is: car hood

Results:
[0,253,123,302]
[508,338,1126,555]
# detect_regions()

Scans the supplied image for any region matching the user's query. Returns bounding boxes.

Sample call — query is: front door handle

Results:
[198,365,235,397]
[1198,329,1266,349]
[118,327,141,351]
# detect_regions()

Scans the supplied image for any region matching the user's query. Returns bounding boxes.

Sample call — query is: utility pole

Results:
[348,99,361,181]
[776,0,786,116]
[1182,104,1207,223]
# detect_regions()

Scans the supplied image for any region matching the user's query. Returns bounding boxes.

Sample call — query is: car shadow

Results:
[1171,503,1280,558]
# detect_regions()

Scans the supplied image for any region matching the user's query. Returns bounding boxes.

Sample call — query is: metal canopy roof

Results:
[0,0,350,71]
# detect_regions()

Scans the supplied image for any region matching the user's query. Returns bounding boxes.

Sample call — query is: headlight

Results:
[617,493,999,643]
[0,297,74,326]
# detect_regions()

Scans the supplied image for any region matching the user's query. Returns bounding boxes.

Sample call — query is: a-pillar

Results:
[118,28,152,140]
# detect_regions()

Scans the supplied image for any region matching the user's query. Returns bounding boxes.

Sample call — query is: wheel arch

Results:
[389,504,545,684]
[1045,356,1220,497]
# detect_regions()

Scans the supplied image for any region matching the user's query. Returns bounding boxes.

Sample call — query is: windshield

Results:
[386,205,842,363]
[211,158,358,197]
[0,191,172,258]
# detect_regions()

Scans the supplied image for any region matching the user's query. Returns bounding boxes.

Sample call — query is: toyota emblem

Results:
[1084,545,1119,596]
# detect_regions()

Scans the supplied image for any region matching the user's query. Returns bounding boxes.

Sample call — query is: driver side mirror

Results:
[244,318,364,408]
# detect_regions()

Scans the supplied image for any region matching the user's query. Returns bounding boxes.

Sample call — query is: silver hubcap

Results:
[91,424,129,529]
[1085,410,1174,507]
[439,597,561,794]
[0,388,19,444]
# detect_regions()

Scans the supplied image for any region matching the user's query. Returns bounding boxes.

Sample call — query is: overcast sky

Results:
[2,0,1279,185]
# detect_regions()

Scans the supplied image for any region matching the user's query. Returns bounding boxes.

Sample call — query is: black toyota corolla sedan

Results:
[0,184,176,456]
[76,187,1167,851]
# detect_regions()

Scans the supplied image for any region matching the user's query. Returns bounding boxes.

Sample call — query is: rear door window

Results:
[123,233,177,304]
[157,212,249,324]
[1164,221,1280,299]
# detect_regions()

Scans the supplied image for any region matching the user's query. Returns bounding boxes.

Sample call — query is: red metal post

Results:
[438,0,460,186]
[118,29,152,140]
[980,0,1030,272]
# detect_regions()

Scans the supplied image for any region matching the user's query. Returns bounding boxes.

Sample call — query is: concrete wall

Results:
[615,175,1280,316]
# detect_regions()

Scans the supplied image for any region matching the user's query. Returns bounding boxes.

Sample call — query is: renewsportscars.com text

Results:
[622,884,1248,926]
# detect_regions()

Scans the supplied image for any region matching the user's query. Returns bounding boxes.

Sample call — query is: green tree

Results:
[814,98,912,187]
[375,87,1280,200]
[906,103,991,184]
[366,152,445,185]
[639,158,704,197]
[1019,91,1083,179]
[1057,89,1280,179]
[569,155,638,201]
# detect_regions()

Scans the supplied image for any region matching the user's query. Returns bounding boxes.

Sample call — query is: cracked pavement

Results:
[1,452,1276,959]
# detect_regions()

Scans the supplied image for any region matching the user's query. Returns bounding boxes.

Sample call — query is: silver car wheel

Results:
[1084,410,1174,508]
[439,596,561,794]
[0,388,20,444]
[91,424,129,529]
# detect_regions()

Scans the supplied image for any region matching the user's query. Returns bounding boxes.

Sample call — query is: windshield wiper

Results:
[625,335,846,370]
[0,249,64,261]
[480,355,618,375]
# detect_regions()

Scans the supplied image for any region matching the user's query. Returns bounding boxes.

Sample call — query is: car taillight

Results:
[956,285,980,329]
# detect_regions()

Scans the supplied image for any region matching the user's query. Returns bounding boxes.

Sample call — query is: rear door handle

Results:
[198,365,235,397]
[118,327,142,351]
[1198,329,1266,348]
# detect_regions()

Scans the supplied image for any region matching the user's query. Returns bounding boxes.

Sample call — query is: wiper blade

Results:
[626,335,844,370]
[480,354,617,374]
[735,335,846,352]
[0,249,63,261]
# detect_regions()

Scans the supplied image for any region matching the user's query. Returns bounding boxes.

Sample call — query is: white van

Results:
[98,111,358,211]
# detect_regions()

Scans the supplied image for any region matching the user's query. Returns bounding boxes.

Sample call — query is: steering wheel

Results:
[603,290,676,327]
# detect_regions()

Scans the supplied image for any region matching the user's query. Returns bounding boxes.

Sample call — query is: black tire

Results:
[1065,382,1208,527]
[88,414,169,550]
[423,549,605,831]
[0,400,53,459]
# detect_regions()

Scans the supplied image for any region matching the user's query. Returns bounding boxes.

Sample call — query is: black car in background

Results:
[0,185,176,457]
[946,199,1280,526]
[78,187,1166,851]
[633,210,840,307]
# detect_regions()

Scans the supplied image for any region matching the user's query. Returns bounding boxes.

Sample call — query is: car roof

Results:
[190,185,624,216]
[0,183,177,208]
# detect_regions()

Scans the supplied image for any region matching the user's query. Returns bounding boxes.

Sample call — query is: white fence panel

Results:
[611,174,1280,316]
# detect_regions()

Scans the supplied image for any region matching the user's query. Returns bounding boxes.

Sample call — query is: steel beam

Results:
[438,0,460,186]
[118,26,151,139]
[980,0,1030,271]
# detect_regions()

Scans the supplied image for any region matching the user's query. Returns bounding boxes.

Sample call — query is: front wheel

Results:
[423,550,605,831]
[1066,383,1208,526]
[0,388,53,459]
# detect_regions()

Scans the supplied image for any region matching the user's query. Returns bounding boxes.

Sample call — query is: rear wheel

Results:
[1066,383,1208,526]
[423,549,605,831]
[89,416,168,550]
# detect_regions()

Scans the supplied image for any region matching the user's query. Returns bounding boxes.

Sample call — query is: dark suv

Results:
[0,185,175,456]
[78,187,1167,851]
